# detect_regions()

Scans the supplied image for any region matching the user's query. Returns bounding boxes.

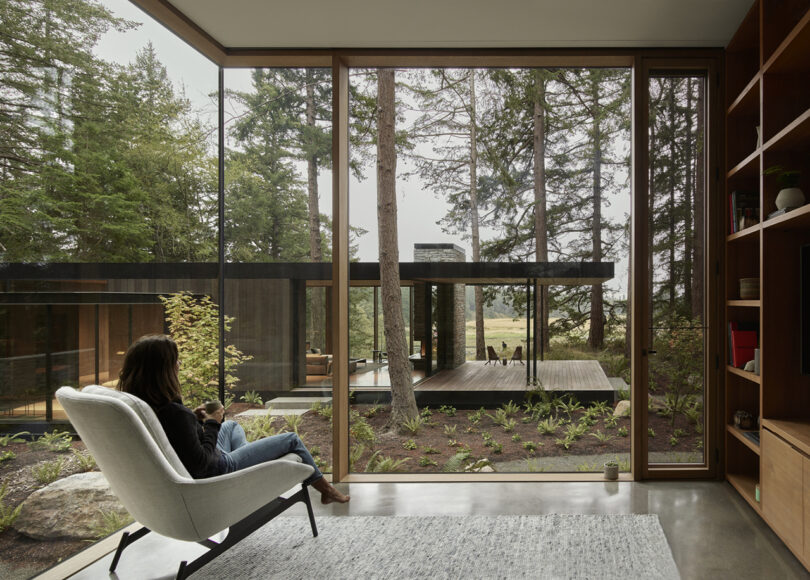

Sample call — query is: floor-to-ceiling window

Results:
[343,66,633,474]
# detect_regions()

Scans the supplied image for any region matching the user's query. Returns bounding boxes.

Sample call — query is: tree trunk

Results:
[377,69,418,428]
[683,78,694,317]
[306,69,325,349]
[468,72,486,361]
[532,70,551,352]
[588,73,605,350]
[692,79,705,323]
[667,83,677,312]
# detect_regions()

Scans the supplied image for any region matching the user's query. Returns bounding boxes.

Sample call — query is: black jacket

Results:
[154,401,224,478]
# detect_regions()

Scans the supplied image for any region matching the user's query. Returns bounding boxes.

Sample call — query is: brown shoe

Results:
[312,477,350,504]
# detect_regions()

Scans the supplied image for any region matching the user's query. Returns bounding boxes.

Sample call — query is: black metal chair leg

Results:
[302,483,318,537]
[110,526,150,572]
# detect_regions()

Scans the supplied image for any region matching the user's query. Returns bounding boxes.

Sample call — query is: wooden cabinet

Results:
[761,429,804,554]
[725,0,810,571]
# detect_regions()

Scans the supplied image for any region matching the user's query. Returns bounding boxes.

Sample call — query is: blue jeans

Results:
[217,420,322,485]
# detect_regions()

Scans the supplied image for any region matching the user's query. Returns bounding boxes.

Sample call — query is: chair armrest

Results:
[178,458,315,540]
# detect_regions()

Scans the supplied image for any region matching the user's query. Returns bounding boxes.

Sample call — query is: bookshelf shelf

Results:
[728,300,760,308]
[727,365,761,384]
[727,223,761,241]
[727,149,760,180]
[727,424,761,455]
[761,199,810,231]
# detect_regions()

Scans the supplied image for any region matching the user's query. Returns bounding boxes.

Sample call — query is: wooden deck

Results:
[415,360,613,392]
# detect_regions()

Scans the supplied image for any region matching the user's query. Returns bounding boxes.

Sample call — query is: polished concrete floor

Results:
[64,481,809,580]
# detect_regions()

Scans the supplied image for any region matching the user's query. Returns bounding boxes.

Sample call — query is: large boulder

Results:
[14,472,130,540]
[613,400,631,417]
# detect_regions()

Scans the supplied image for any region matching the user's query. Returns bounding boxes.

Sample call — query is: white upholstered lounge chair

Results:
[56,385,318,579]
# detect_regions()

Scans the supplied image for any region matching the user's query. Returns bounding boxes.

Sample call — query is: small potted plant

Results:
[764,165,804,211]
[603,459,619,480]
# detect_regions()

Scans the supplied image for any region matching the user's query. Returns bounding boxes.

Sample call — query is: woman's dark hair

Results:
[118,334,182,408]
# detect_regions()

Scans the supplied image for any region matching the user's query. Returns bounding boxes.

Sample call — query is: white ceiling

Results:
[166,0,751,49]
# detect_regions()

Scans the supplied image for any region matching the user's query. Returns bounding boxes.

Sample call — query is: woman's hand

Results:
[207,407,225,423]
[193,405,207,421]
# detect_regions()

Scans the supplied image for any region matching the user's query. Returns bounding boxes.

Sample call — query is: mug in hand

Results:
[204,400,224,415]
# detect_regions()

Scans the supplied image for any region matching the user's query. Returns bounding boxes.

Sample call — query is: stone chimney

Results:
[413,243,466,369]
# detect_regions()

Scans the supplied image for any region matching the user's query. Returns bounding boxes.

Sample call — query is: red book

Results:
[731,330,757,368]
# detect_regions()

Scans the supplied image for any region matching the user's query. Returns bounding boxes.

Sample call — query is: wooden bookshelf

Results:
[725,1,810,570]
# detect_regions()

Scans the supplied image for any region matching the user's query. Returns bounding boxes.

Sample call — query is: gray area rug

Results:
[194,514,680,579]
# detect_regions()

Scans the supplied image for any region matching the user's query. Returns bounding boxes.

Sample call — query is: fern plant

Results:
[591,430,615,445]
[364,451,410,472]
[0,451,15,463]
[91,509,134,540]
[442,451,472,472]
[32,458,65,485]
[29,430,72,453]
[0,481,23,532]
[283,414,303,434]
[0,431,29,446]
[537,417,560,436]
[240,390,264,406]
[244,415,279,442]
[401,416,424,435]
[71,449,97,472]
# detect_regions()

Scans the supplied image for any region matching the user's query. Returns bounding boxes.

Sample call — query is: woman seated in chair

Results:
[119,334,349,504]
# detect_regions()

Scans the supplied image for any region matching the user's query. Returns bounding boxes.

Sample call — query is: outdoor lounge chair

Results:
[484,345,500,365]
[509,346,524,365]
[55,385,317,580]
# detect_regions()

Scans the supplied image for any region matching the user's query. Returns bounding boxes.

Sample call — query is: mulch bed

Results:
[284,403,702,473]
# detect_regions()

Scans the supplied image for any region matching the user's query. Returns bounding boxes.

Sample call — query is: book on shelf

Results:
[742,430,760,446]
[729,191,759,233]
[731,329,757,368]
[728,321,758,367]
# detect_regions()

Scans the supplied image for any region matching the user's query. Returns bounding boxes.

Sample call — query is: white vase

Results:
[775,187,805,210]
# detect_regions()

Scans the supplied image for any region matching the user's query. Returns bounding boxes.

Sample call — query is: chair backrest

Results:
[56,386,199,539]
[512,346,523,360]
[487,345,499,360]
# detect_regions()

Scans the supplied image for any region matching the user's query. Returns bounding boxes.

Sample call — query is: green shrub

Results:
[438,405,457,417]
[618,426,629,437]
[161,292,252,407]
[402,439,417,450]
[418,456,438,467]
[421,446,440,455]
[0,451,15,463]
